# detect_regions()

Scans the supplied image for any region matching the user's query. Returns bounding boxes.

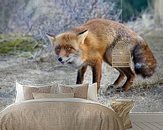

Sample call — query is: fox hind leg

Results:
[113,68,125,86]
[120,67,135,91]
[106,68,125,93]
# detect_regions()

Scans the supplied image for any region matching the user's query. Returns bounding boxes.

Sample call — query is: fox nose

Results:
[58,57,62,62]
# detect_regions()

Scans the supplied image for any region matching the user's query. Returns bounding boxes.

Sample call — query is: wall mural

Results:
[0,0,163,114]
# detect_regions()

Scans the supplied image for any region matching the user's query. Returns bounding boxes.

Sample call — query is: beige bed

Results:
[0,98,132,130]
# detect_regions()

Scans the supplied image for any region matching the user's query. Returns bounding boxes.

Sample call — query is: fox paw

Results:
[115,87,124,92]
[105,84,116,96]
[107,84,116,89]
[105,85,124,96]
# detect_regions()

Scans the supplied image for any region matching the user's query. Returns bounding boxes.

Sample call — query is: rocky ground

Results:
[0,30,163,112]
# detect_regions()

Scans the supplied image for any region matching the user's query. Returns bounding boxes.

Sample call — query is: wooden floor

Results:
[129,122,163,130]
[128,113,163,130]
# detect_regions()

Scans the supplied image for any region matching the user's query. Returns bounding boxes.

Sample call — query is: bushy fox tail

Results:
[132,41,157,78]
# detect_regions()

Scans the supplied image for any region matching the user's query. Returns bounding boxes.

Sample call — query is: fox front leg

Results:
[91,60,102,91]
[76,65,88,84]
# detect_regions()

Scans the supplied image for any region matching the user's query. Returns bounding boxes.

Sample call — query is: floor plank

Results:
[145,122,162,130]
[135,122,152,130]
[132,122,144,130]
[154,123,163,130]
[129,122,163,130]
[128,113,163,130]
[157,122,163,126]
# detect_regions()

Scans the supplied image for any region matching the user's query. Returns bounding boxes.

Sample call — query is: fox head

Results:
[47,30,88,68]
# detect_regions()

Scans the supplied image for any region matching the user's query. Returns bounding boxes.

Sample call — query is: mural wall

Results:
[0,0,163,112]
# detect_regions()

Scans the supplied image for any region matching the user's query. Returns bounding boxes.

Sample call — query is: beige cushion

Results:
[33,93,74,99]
[59,83,89,99]
[87,83,98,101]
[15,81,58,102]
[111,99,134,129]
[23,86,51,100]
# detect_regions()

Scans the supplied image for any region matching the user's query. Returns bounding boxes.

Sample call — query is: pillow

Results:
[59,83,89,99]
[23,86,51,100]
[15,82,24,102]
[111,99,134,129]
[87,83,98,101]
[15,81,58,102]
[32,93,74,99]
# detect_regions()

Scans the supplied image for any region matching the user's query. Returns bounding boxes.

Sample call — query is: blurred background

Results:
[0,0,163,112]
[0,0,163,34]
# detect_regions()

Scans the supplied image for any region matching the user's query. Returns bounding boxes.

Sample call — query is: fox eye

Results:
[65,47,72,51]
[55,46,61,52]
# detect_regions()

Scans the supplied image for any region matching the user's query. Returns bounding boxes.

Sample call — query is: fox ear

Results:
[46,33,56,45]
[77,30,88,44]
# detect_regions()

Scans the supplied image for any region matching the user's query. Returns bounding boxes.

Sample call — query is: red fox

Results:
[47,19,157,92]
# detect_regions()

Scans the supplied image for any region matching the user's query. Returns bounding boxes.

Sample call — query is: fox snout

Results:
[58,57,62,62]
[58,57,64,64]
[56,54,85,68]
[57,56,71,64]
